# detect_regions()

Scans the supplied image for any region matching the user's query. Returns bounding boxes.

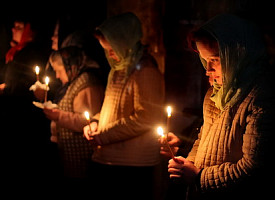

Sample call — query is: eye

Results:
[209,58,220,63]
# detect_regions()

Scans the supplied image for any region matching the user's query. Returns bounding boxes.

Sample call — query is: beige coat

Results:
[92,54,165,166]
[187,75,274,198]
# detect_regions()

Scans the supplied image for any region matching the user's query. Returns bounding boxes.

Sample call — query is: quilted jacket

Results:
[187,73,274,199]
[185,14,275,199]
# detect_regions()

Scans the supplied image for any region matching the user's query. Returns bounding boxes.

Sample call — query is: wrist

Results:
[195,168,203,188]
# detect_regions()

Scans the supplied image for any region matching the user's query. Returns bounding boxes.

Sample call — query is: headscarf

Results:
[199,14,268,111]
[50,46,87,103]
[5,23,34,63]
[96,12,144,84]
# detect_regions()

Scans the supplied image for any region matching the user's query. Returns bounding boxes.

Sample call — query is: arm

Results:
[97,66,165,145]
[186,126,203,162]
[200,87,273,192]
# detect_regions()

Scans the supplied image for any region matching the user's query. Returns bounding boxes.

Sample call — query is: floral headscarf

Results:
[96,12,144,83]
[199,14,269,110]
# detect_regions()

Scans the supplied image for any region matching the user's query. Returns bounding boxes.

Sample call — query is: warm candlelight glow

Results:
[167,106,172,117]
[35,66,40,75]
[84,111,90,121]
[44,76,49,102]
[157,126,164,137]
[84,111,92,134]
[45,76,49,85]
[157,126,175,159]
[35,66,40,81]
[166,106,172,137]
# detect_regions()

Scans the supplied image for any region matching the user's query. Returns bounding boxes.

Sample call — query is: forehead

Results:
[196,41,219,57]
[14,21,24,28]
[50,57,65,71]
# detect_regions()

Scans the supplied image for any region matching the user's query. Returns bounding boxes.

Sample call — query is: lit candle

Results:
[84,111,92,134]
[166,106,172,136]
[44,76,49,102]
[157,126,175,159]
[35,66,40,81]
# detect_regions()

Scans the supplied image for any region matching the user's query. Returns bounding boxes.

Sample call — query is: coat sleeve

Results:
[98,65,165,145]
[186,126,203,162]
[186,88,212,162]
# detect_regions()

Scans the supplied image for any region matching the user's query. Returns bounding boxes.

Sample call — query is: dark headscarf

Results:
[50,46,88,103]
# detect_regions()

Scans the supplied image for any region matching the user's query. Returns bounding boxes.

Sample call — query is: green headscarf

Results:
[200,14,268,111]
[96,12,144,84]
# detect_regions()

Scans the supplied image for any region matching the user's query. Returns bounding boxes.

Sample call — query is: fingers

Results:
[168,156,185,169]
[168,167,183,175]
[168,163,183,178]
[83,125,92,140]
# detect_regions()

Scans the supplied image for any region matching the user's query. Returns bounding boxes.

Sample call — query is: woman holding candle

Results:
[82,12,165,199]
[165,14,274,200]
[0,15,53,187]
[43,46,104,194]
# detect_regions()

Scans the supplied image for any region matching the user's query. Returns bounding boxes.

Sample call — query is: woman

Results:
[44,46,104,193]
[167,14,274,200]
[82,12,165,199]
[0,17,52,186]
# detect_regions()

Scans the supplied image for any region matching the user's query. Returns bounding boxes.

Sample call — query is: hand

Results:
[83,122,98,140]
[43,108,60,121]
[168,156,201,185]
[0,83,6,94]
[159,132,181,158]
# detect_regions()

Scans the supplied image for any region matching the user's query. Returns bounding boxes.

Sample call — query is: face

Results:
[51,61,69,85]
[98,37,120,62]
[11,21,25,44]
[51,22,59,51]
[196,41,222,85]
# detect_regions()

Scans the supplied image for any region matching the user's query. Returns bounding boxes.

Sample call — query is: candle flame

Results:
[84,111,90,121]
[157,126,164,137]
[167,106,172,117]
[45,76,49,85]
[35,66,40,75]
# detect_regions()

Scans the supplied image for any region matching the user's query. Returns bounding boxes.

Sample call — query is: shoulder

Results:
[248,74,275,109]
[138,52,158,69]
[133,53,160,76]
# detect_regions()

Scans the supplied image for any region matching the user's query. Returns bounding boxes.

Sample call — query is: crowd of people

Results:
[0,10,274,200]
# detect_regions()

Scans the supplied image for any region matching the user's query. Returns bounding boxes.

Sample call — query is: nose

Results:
[205,62,215,75]
[55,73,60,79]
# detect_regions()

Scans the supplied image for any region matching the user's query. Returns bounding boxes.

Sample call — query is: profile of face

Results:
[51,21,59,51]
[11,21,25,45]
[98,37,120,62]
[196,41,222,85]
[50,58,69,85]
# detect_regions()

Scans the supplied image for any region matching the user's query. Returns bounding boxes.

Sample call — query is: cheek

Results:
[217,65,222,76]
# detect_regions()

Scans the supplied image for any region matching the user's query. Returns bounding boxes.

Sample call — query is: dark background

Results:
[1,0,274,153]
[1,1,274,198]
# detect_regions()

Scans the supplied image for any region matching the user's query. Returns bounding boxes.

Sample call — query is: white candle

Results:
[157,126,175,159]
[84,111,92,134]
[35,66,40,81]
[166,106,172,136]
[44,76,49,102]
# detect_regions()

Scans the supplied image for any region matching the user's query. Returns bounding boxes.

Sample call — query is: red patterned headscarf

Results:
[5,23,34,63]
